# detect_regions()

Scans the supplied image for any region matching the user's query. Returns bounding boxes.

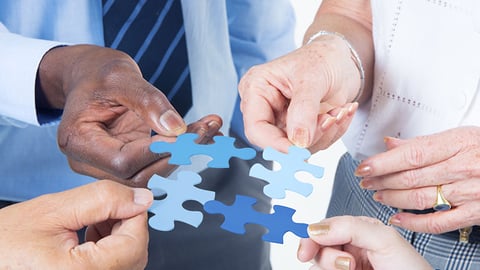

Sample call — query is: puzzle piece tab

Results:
[148,171,215,231]
[249,146,324,199]
[204,195,308,244]
[150,133,256,168]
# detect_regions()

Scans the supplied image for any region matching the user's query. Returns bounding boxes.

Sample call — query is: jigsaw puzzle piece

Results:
[203,196,257,235]
[149,133,256,168]
[250,146,324,199]
[148,200,204,231]
[206,136,256,168]
[250,163,313,198]
[261,205,308,243]
[204,195,308,244]
[150,133,200,165]
[263,146,324,178]
[147,171,215,231]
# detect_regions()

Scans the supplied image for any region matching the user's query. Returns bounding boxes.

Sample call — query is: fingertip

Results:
[297,238,320,263]
[290,127,311,148]
[347,102,358,115]
[133,188,153,207]
[158,109,187,135]
[335,256,352,270]
[354,163,372,177]
[308,222,331,237]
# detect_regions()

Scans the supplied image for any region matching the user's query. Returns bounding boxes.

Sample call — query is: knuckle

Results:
[403,144,427,167]
[402,169,421,188]
[425,218,447,234]
[238,65,263,93]
[410,189,430,210]
[94,180,121,201]
[109,154,137,179]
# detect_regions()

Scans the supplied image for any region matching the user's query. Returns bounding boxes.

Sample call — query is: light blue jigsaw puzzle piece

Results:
[149,133,256,168]
[204,195,308,244]
[249,146,324,199]
[147,171,215,231]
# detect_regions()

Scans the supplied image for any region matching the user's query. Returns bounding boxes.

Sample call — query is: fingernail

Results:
[321,116,336,130]
[133,188,153,206]
[355,164,372,177]
[359,179,372,189]
[384,136,400,143]
[159,109,187,134]
[308,223,330,236]
[335,256,351,270]
[336,108,347,122]
[292,128,310,148]
[207,120,221,129]
[388,215,401,226]
[372,192,382,202]
[348,102,358,114]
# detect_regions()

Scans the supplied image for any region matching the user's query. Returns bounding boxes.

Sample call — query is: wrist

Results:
[307,31,365,103]
[37,45,72,109]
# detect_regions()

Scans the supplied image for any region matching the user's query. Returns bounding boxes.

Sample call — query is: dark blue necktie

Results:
[102,0,192,116]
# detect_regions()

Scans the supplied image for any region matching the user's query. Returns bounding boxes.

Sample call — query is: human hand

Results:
[37,45,222,187]
[297,216,432,270]
[238,36,360,153]
[0,180,153,270]
[356,126,480,233]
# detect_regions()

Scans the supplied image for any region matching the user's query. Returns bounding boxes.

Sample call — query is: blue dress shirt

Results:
[0,0,295,201]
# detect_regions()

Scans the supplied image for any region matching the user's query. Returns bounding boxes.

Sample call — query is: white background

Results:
[269,1,347,269]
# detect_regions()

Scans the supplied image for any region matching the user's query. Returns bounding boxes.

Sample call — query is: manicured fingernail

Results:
[359,179,372,189]
[133,188,153,206]
[388,215,401,226]
[308,223,330,236]
[321,116,336,130]
[384,136,401,143]
[348,102,358,114]
[336,108,347,122]
[159,109,187,134]
[372,192,382,202]
[292,128,310,147]
[335,256,351,270]
[355,164,372,177]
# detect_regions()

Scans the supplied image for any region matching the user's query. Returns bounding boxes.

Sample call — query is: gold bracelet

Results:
[307,31,365,102]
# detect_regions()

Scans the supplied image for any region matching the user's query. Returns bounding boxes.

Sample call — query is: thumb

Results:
[117,78,187,136]
[53,180,153,231]
[307,216,431,270]
[287,83,330,148]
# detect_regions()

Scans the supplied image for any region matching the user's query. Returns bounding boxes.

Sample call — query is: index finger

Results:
[239,79,293,152]
[356,132,462,177]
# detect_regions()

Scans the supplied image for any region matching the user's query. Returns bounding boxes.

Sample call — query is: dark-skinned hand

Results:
[37,45,222,187]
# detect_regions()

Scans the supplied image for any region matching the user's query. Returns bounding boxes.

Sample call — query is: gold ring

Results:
[433,185,451,211]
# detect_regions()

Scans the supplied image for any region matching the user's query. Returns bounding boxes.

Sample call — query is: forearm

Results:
[303,0,374,103]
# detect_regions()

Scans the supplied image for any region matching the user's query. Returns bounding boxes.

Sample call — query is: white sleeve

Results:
[0,23,65,126]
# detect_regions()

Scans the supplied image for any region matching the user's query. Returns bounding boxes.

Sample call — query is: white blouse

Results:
[343,0,480,160]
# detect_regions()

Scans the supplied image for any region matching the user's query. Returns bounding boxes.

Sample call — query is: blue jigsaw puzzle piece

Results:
[149,133,256,168]
[148,171,215,231]
[204,195,308,244]
[250,146,324,199]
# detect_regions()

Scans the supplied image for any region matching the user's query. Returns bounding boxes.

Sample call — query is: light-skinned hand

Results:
[0,180,153,270]
[356,126,480,234]
[298,216,432,270]
[238,38,359,154]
